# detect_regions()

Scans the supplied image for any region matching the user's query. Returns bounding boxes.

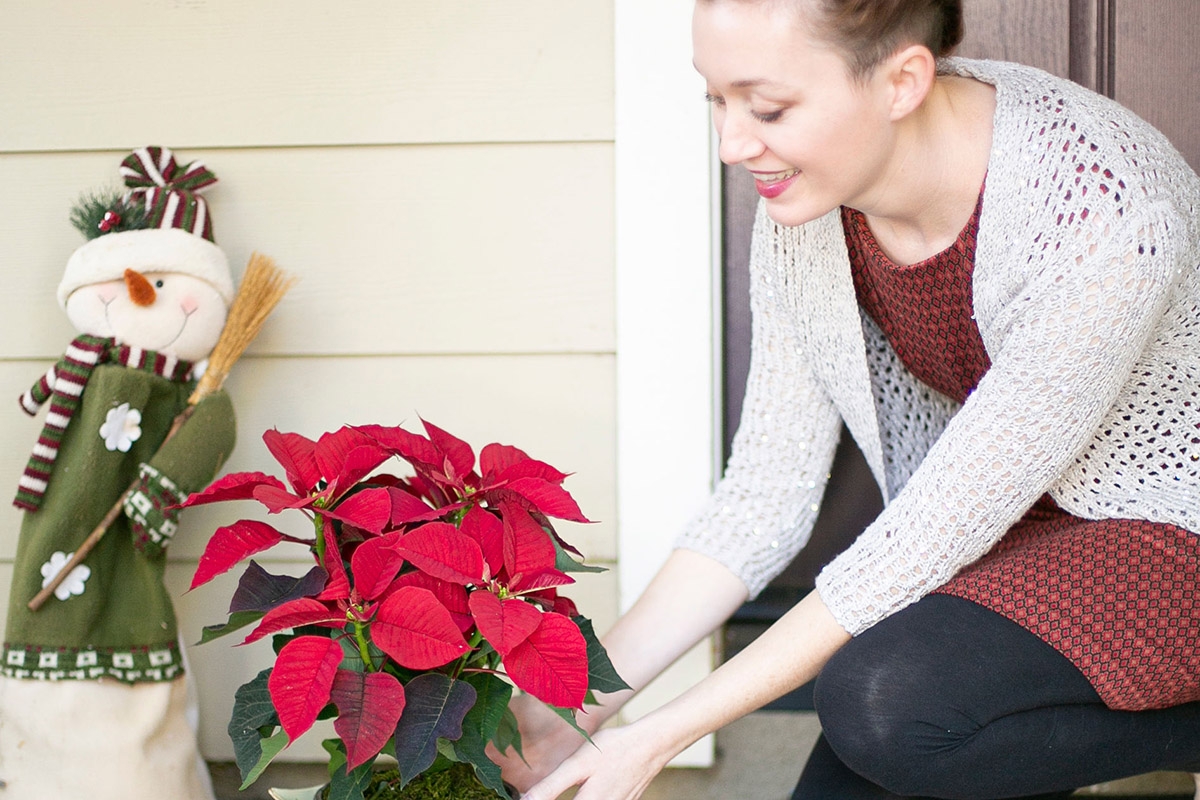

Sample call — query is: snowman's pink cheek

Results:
[180,295,199,314]
[95,285,119,303]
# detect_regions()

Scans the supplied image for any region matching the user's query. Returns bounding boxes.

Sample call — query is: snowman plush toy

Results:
[0,146,236,799]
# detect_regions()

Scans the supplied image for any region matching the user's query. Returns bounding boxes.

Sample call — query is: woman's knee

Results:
[813,620,980,795]
[813,635,931,782]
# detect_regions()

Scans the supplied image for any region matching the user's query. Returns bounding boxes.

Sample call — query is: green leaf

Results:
[575,616,631,694]
[227,669,280,782]
[322,739,376,800]
[239,728,289,790]
[197,609,265,644]
[451,673,513,799]
[551,535,606,574]
[492,706,523,761]
[436,738,460,763]
[550,705,593,746]
[339,631,385,673]
[462,672,513,744]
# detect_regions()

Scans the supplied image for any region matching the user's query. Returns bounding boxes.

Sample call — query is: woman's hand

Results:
[520,589,852,799]
[488,693,590,793]
[494,550,752,793]
[520,722,672,800]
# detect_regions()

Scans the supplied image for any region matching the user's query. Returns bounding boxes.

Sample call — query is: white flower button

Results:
[40,551,91,601]
[100,402,142,452]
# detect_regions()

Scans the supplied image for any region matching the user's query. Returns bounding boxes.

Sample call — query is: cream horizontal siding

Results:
[0,0,618,763]
[0,355,616,563]
[0,1,613,150]
[1,145,615,358]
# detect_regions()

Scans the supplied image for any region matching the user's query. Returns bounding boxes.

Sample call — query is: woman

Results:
[501,1,1200,798]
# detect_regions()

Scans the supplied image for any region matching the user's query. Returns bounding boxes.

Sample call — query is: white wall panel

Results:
[0,0,613,151]
[0,144,615,360]
[1,353,616,563]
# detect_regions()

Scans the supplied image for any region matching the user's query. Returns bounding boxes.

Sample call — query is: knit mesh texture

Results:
[674,58,1200,638]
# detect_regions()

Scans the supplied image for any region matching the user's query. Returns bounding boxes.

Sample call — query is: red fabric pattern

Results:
[843,191,989,404]
[842,193,1200,711]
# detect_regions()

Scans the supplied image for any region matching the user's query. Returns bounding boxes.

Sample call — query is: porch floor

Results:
[209,711,1197,799]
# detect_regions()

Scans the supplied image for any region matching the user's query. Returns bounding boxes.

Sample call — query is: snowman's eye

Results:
[154,279,164,289]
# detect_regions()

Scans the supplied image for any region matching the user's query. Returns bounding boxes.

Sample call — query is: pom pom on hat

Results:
[57,146,235,307]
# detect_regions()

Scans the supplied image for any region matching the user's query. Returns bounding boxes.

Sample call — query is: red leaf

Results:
[268,635,343,741]
[420,418,476,481]
[508,567,574,594]
[468,591,541,657]
[327,487,392,534]
[242,598,343,645]
[385,487,443,525]
[263,429,322,494]
[178,471,288,509]
[191,520,285,589]
[503,614,588,709]
[253,484,313,514]
[372,587,470,669]
[526,589,579,618]
[496,458,570,487]
[501,502,558,583]
[317,519,351,601]
[350,533,405,601]
[393,522,485,585]
[505,478,590,523]
[460,506,504,579]
[551,594,579,618]
[330,669,406,771]
[479,443,531,481]
[390,572,472,633]
[315,427,389,491]
[355,424,443,471]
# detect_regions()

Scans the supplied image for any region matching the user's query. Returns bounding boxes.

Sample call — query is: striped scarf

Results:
[14,335,196,512]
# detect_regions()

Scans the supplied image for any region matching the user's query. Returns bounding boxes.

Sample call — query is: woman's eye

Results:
[704,92,725,107]
[752,109,784,123]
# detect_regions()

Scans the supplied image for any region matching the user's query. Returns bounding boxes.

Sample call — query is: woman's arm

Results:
[521,589,850,800]
[495,548,750,790]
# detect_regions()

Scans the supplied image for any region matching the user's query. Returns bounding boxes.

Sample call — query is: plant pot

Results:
[269,762,508,800]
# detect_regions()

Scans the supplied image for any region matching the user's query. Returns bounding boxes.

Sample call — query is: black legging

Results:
[792,594,1200,800]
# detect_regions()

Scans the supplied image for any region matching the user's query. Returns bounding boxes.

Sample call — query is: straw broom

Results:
[29,253,296,611]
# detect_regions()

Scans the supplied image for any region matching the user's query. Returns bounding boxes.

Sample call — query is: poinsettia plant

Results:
[184,420,627,800]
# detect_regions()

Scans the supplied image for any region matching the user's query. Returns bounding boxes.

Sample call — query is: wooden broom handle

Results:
[27,405,197,611]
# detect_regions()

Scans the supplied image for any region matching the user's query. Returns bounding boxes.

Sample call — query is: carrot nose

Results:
[124,268,156,306]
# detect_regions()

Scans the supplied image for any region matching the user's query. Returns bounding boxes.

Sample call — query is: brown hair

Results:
[810,0,964,79]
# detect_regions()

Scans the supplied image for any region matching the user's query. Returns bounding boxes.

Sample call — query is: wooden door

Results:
[721,0,1200,675]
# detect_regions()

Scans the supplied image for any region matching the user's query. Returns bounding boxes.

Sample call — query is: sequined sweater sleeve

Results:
[673,203,845,590]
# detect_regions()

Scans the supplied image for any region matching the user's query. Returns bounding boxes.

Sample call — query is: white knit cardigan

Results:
[676,58,1200,636]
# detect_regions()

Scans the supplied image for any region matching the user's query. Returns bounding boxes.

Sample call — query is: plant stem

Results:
[451,630,484,679]
[353,621,374,671]
[313,513,326,563]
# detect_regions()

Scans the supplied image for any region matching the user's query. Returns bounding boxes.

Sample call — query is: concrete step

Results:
[208,713,1198,799]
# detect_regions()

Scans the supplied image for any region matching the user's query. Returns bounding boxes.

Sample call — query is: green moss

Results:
[321,763,500,800]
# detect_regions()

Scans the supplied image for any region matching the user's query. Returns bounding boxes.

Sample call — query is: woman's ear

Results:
[884,44,937,121]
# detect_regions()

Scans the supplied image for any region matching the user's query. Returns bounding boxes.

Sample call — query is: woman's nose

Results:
[124,268,156,306]
[716,112,765,166]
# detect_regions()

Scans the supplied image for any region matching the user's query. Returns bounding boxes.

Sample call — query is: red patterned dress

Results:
[842,193,1200,712]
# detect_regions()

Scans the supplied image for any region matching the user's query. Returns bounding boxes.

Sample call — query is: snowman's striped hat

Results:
[58,147,234,307]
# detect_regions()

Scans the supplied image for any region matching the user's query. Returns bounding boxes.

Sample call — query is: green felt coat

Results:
[3,363,235,683]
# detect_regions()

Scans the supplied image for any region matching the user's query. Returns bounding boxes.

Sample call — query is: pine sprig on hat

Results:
[69,191,150,241]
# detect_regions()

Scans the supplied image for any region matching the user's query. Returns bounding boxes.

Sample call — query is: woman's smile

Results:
[752,168,801,198]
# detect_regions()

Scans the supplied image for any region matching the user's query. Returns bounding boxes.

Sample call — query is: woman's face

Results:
[693,0,899,226]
